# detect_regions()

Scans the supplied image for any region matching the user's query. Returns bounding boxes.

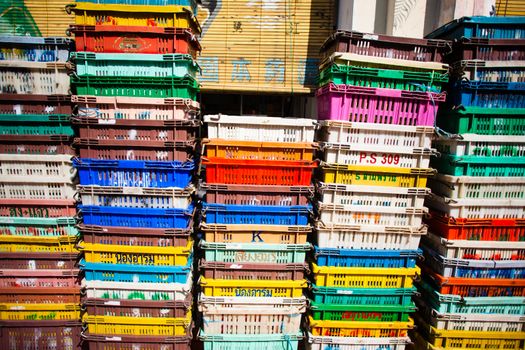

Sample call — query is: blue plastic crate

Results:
[426,16,525,39]
[74,158,194,188]
[314,247,421,268]
[79,204,194,228]
[452,81,525,108]
[80,258,191,283]
[311,285,417,306]
[202,203,311,225]
[0,36,73,62]
[76,0,199,14]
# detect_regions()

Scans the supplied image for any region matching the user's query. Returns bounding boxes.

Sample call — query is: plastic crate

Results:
[450,38,525,62]
[202,203,310,225]
[0,61,69,95]
[311,285,416,306]
[79,224,191,247]
[320,30,451,62]
[200,241,310,264]
[0,320,81,350]
[82,312,192,336]
[450,80,525,108]
[203,158,316,186]
[0,235,78,254]
[0,115,74,137]
[0,216,77,237]
[84,335,191,350]
[426,195,525,219]
[79,240,192,266]
[74,158,194,188]
[199,277,307,298]
[202,139,316,161]
[203,184,312,206]
[78,0,198,11]
[0,201,76,218]
[0,154,75,183]
[0,183,77,202]
[316,83,445,124]
[432,154,525,176]
[73,52,199,78]
[426,16,525,40]
[0,142,75,156]
[203,114,316,143]
[0,287,81,304]
[318,64,448,91]
[308,316,414,337]
[310,301,416,322]
[315,247,421,268]
[428,174,525,200]
[315,223,427,250]
[84,296,191,318]
[437,108,525,136]
[0,36,73,62]
[0,303,80,321]
[72,75,199,99]
[199,332,302,350]
[73,95,200,121]
[0,94,71,118]
[82,278,191,301]
[320,163,434,188]
[200,223,310,244]
[0,268,79,288]
[70,25,201,56]
[308,334,410,350]
[68,3,200,34]
[435,133,525,158]
[0,252,78,270]
[200,260,306,280]
[453,60,525,85]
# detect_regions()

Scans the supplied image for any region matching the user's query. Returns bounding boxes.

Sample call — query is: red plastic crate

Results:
[0,142,75,155]
[0,269,80,288]
[0,252,78,269]
[70,25,201,56]
[202,157,317,186]
[451,38,525,62]
[0,320,82,350]
[0,200,76,218]
[84,335,191,350]
[0,287,81,304]
[83,296,191,318]
[200,260,307,280]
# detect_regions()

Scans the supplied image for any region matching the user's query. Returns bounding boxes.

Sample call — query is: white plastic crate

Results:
[198,294,306,307]
[204,114,316,143]
[0,154,75,183]
[316,223,426,250]
[426,194,525,219]
[432,313,525,332]
[434,134,525,157]
[77,185,194,209]
[318,183,428,209]
[0,182,76,201]
[0,61,69,95]
[424,231,525,260]
[428,174,525,200]
[307,333,410,350]
[318,203,427,228]
[453,60,525,83]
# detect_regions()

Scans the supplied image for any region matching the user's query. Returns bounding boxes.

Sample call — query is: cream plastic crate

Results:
[426,194,525,219]
[77,185,194,209]
[316,223,426,250]
[0,61,69,95]
[428,174,525,200]
[424,231,525,260]
[433,134,525,157]
[318,183,429,210]
[431,310,525,332]
[204,114,316,143]
[0,154,75,183]
[198,294,307,309]
[307,333,411,350]
[0,183,76,201]
[453,60,525,82]
[318,203,427,228]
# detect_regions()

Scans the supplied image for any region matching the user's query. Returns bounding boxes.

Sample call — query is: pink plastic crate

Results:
[316,83,446,125]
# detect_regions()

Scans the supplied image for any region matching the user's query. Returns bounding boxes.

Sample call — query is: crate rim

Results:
[314,247,422,259]
[312,263,421,277]
[79,257,192,273]
[427,231,525,249]
[317,182,430,196]
[307,333,411,346]
[320,141,437,156]
[203,114,317,127]
[426,15,525,39]
[198,293,307,306]
[316,221,428,235]
[199,240,311,251]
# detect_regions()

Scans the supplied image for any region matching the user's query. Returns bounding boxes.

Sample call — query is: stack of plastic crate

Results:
[67,1,201,349]
[0,36,83,349]
[309,30,450,350]
[412,17,525,349]
[197,114,317,350]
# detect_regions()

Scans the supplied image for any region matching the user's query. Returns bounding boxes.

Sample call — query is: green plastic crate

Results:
[0,115,73,136]
[72,76,199,100]
[438,108,525,136]
[319,64,448,92]
[431,154,525,176]
[311,285,416,306]
[0,216,78,237]
[309,301,416,322]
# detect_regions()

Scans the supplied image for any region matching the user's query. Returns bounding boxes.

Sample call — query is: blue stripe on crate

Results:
[314,247,422,268]
[202,203,311,225]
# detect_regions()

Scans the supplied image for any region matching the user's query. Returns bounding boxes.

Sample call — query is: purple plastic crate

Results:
[316,83,446,126]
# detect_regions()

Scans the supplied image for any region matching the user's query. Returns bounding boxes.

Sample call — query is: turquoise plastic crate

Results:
[426,16,525,40]
[200,332,302,350]
[0,216,78,237]
[311,285,416,306]
[432,154,525,176]
[73,52,200,79]
[0,115,73,136]
[200,241,310,264]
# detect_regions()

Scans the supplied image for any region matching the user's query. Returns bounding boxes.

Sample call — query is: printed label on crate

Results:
[341,311,383,321]
[115,253,155,265]
[234,251,277,263]
[235,288,273,297]
[25,312,57,320]
[358,152,401,166]
[354,173,397,183]
[115,36,148,53]
[8,207,51,218]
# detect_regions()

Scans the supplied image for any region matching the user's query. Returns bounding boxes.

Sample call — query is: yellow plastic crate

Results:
[199,277,306,298]
[0,235,78,253]
[321,163,434,188]
[0,303,81,321]
[68,3,201,34]
[202,139,317,161]
[308,316,414,337]
[312,263,420,288]
[82,312,191,336]
[79,240,192,266]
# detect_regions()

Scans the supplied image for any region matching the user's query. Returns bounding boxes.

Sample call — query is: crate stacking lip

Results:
[426,195,525,220]
[311,285,417,306]
[320,30,451,62]
[426,15,525,40]
[69,25,201,57]
[315,222,427,250]
[0,252,78,270]
[0,268,80,288]
[73,52,200,79]
[72,75,199,100]
[0,154,75,183]
[79,240,192,266]
[200,260,307,280]
[308,316,415,337]
[320,163,435,188]
[200,240,310,264]
[0,303,81,321]
[0,183,77,202]
[200,223,311,244]
[74,158,194,188]
[0,61,69,95]
[199,276,307,298]
[0,235,78,254]
[0,216,77,237]
[83,334,192,350]
[309,301,416,322]
[203,158,317,186]
[0,320,82,350]
[451,37,525,62]
[84,296,191,318]
[316,83,446,125]
[78,185,194,209]
[453,60,525,84]
[198,332,303,350]
[308,333,411,350]
[80,257,191,283]
[203,114,316,143]
[0,36,73,62]
[312,263,420,289]
[202,203,310,226]
[0,115,74,137]
[451,80,525,108]
[314,247,421,268]
[0,287,81,304]
[0,142,75,156]
[202,184,312,206]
